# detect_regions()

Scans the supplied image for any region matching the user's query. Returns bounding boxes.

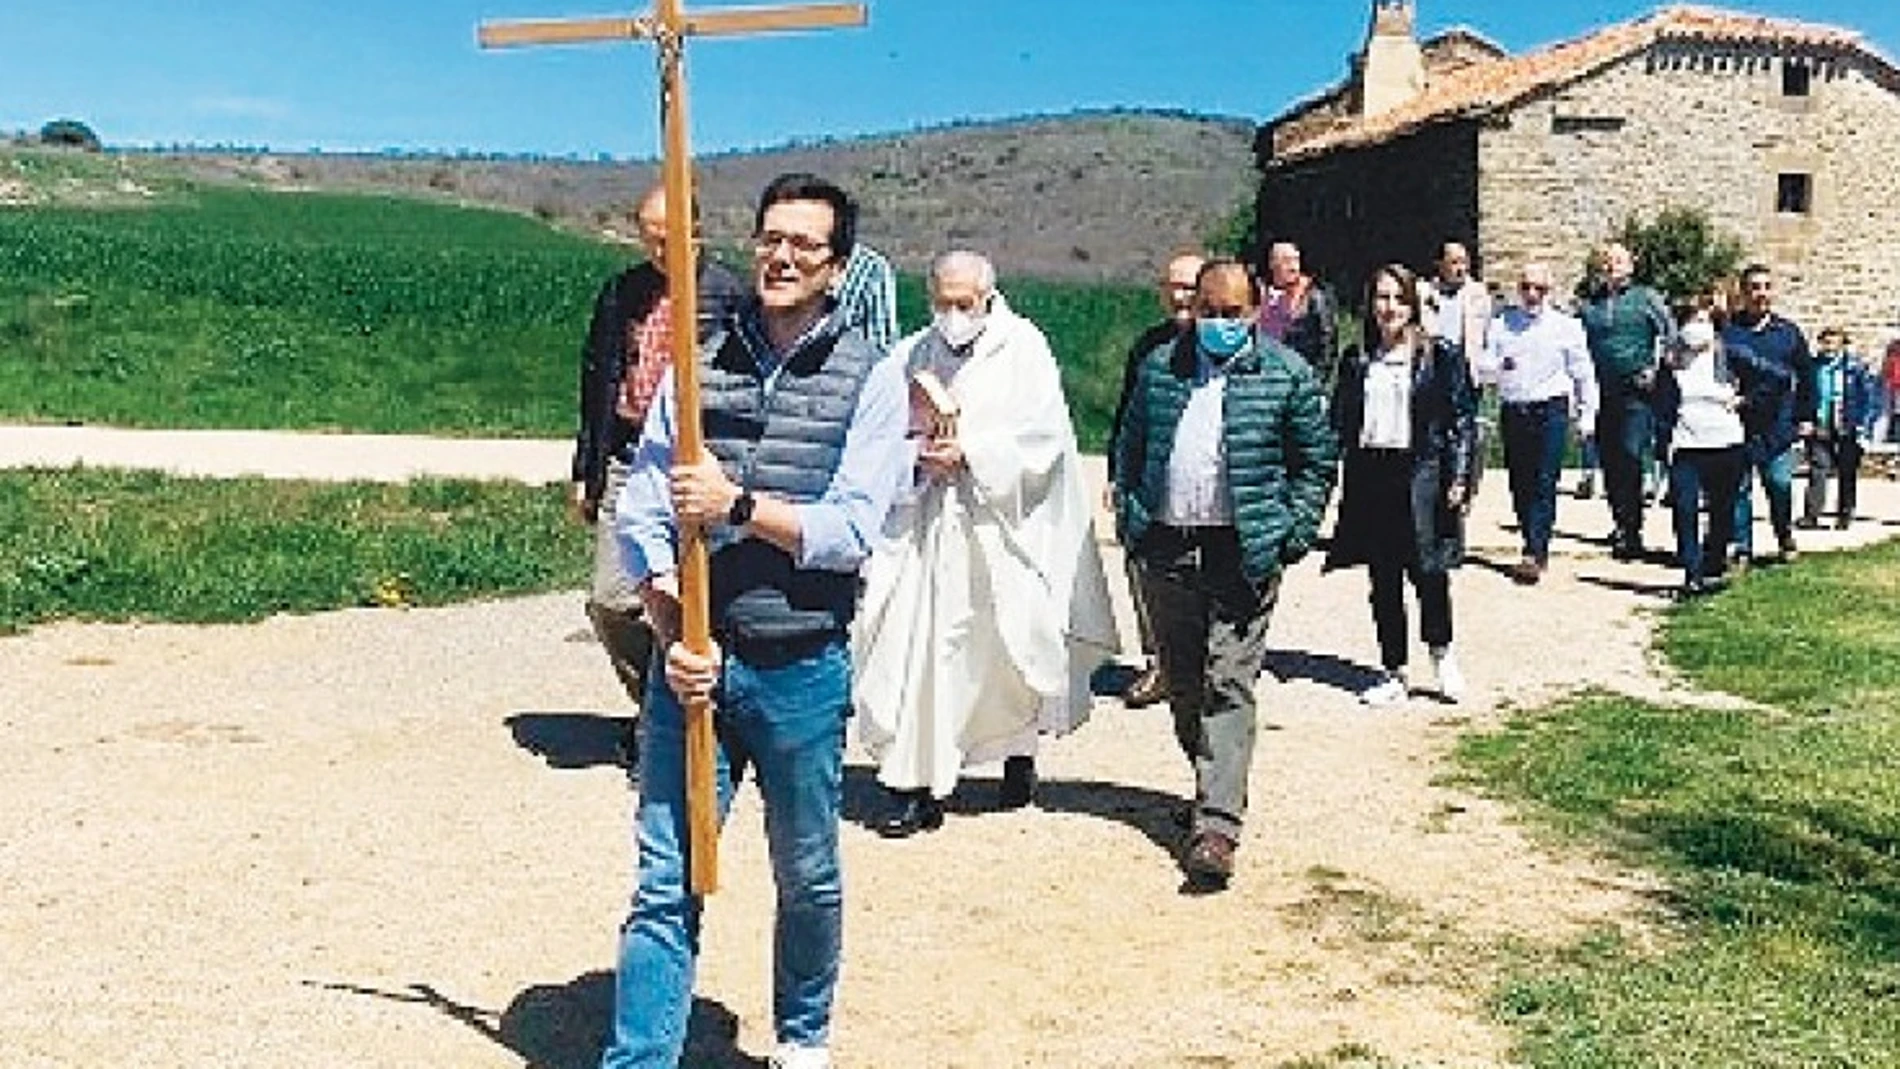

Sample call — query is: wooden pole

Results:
[652,0,721,897]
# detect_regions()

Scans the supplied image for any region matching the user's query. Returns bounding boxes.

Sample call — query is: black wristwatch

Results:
[727,489,756,528]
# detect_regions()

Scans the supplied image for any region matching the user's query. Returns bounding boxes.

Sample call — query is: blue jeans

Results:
[1669,446,1743,583]
[1732,445,1796,555]
[1500,397,1569,562]
[602,640,849,1069]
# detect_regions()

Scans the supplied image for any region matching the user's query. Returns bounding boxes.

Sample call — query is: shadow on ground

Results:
[507,711,631,771]
[307,975,761,1068]
[841,761,1188,874]
[1261,647,1383,694]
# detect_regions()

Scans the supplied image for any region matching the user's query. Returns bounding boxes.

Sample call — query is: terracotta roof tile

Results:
[1273,4,1894,163]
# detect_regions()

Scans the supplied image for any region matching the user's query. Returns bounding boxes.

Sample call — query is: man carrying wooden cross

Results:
[611,172,909,1069]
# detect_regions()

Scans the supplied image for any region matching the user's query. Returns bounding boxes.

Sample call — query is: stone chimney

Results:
[1360,1,1426,117]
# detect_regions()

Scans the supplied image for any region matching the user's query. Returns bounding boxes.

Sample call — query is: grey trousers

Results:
[587,458,654,710]
[1137,524,1281,842]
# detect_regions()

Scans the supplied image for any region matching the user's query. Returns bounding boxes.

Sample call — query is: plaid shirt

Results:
[832,243,899,351]
[616,296,672,427]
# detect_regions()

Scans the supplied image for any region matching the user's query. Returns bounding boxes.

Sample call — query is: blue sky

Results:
[3,1,1897,157]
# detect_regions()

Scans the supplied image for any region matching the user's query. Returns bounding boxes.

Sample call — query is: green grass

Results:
[1457,540,1900,1068]
[0,185,623,437]
[0,467,588,634]
[0,175,1153,450]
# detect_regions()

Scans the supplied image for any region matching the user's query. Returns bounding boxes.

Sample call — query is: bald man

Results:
[856,250,1118,838]
[571,183,746,759]
[1109,251,1204,708]
[1477,262,1597,582]
[1112,258,1338,892]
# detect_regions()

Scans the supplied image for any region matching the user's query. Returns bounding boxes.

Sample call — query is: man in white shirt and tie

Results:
[1478,262,1598,583]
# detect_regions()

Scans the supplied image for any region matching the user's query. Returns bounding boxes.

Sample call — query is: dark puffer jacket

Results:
[1113,331,1338,589]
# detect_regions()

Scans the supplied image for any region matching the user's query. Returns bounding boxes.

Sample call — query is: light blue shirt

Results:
[614,315,911,585]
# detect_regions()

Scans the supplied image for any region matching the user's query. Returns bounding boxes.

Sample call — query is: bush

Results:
[1584,206,1744,301]
[39,118,101,152]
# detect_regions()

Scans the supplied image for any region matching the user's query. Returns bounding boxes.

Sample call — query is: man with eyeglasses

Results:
[605,172,910,1069]
[1722,262,1814,563]
[1108,251,1204,709]
[1477,263,1597,583]
[1580,241,1675,561]
[572,183,747,770]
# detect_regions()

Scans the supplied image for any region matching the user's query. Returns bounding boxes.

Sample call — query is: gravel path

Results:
[5,425,1896,1067]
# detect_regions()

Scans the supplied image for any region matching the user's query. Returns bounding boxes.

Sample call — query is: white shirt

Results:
[1162,349,1234,527]
[1359,348,1413,450]
[1670,345,1745,452]
[1429,283,1469,345]
[1479,304,1599,429]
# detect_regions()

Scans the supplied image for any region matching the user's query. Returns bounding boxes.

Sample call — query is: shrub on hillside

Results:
[40,118,102,152]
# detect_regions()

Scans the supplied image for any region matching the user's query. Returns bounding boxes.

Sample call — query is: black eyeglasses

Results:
[754,231,832,264]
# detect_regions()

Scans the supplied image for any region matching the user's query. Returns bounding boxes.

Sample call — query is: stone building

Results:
[1256,2,1900,345]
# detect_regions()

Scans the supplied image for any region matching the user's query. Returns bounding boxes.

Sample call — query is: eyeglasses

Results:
[754,230,832,264]
[1519,283,1550,293]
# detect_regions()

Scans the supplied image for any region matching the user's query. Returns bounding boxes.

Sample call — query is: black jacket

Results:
[1324,335,1479,575]
[572,257,746,512]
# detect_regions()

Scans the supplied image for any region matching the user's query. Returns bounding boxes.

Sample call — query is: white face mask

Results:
[1680,320,1716,351]
[934,308,986,348]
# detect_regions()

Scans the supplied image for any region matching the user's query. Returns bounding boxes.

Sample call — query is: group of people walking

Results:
[1468,241,1863,598]
[561,170,1872,1069]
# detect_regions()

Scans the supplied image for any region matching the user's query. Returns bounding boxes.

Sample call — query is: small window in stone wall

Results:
[1777,173,1813,214]
[1783,59,1813,97]
[1551,115,1626,134]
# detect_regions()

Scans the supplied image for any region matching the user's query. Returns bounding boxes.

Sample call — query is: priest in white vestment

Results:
[853,250,1120,838]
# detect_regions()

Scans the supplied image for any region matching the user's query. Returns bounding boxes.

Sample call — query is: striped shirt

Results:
[832,243,900,352]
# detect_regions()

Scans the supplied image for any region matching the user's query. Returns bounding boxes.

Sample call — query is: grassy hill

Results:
[0,152,1155,448]
[165,111,1260,283]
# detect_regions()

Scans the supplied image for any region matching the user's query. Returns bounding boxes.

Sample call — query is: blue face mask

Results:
[1197,317,1251,358]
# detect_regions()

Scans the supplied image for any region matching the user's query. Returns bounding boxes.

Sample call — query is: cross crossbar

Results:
[478,3,864,48]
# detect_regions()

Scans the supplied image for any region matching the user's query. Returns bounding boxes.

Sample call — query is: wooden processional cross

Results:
[479,1,867,895]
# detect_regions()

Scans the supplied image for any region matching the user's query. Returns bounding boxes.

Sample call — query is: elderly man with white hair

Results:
[853,250,1119,838]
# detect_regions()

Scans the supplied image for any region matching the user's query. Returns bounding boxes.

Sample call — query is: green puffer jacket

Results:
[1112,332,1340,588]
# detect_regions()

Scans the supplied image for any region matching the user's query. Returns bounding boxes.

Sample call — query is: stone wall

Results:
[1259,121,1480,314]
[1477,41,1900,348]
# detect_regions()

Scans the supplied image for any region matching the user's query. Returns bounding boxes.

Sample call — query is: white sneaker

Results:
[1430,645,1465,703]
[770,1043,832,1069]
[1360,672,1408,706]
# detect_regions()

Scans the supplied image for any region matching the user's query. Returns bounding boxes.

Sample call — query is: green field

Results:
[0,467,587,634]
[1459,542,1900,1068]
[0,166,1151,450]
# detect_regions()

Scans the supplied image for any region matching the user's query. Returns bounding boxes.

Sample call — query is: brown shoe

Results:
[1184,830,1237,888]
[1508,556,1544,585]
[1122,663,1168,708]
